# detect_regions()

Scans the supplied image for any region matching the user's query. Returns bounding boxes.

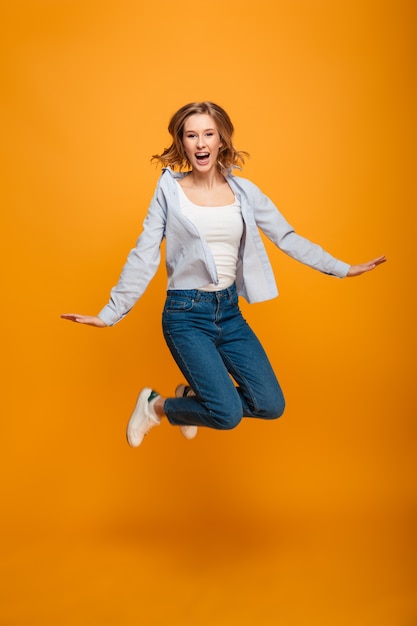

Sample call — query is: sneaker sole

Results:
[126,387,154,447]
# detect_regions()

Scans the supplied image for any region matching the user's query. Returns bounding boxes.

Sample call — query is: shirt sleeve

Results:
[98,183,167,326]
[250,182,350,278]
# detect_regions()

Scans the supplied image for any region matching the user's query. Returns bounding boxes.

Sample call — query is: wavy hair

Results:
[152,102,248,174]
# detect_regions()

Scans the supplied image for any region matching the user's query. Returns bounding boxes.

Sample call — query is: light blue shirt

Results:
[99,168,350,326]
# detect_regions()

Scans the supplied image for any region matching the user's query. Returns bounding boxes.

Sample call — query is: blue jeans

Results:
[162,283,285,429]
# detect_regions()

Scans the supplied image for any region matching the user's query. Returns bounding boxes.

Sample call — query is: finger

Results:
[360,257,386,272]
[61,314,77,321]
[61,314,85,323]
[369,256,386,267]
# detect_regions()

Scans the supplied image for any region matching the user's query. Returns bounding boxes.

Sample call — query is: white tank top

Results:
[176,181,243,291]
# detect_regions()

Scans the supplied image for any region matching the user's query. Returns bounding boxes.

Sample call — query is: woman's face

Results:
[181,113,223,173]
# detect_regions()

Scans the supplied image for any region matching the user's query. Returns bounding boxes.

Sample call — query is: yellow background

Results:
[1,1,416,624]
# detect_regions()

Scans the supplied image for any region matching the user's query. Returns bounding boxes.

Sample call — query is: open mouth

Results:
[195,152,209,161]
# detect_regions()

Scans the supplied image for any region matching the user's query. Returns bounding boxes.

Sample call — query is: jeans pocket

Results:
[164,297,194,313]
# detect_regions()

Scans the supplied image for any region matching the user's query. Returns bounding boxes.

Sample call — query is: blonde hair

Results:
[152,102,248,174]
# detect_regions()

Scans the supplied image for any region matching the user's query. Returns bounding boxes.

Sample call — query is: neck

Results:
[187,168,224,189]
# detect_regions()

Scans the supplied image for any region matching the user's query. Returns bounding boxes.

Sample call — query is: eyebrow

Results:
[185,128,216,133]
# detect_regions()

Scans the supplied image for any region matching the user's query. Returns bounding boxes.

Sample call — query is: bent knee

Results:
[258,394,286,419]
[268,400,285,419]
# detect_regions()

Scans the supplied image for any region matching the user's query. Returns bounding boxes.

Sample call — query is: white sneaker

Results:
[175,384,198,440]
[126,388,161,447]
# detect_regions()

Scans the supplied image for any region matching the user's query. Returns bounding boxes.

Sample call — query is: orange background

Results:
[1,1,416,624]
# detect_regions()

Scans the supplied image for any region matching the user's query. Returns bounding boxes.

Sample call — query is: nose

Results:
[196,135,206,149]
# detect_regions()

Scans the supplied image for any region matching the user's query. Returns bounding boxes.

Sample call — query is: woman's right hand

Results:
[61,314,107,328]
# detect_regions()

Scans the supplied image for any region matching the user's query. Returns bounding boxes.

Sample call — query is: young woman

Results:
[62,101,386,447]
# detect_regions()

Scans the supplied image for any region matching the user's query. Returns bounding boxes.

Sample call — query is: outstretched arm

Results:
[61,314,107,328]
[346,255,386,277]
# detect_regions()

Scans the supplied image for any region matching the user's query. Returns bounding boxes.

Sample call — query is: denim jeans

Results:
[162,283,285,429]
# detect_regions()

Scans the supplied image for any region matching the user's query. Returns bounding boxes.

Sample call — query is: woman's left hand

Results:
[347,255,386,277]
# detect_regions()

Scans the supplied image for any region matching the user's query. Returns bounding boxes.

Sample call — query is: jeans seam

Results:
[218,348,259,413]
[163,328,215,423]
